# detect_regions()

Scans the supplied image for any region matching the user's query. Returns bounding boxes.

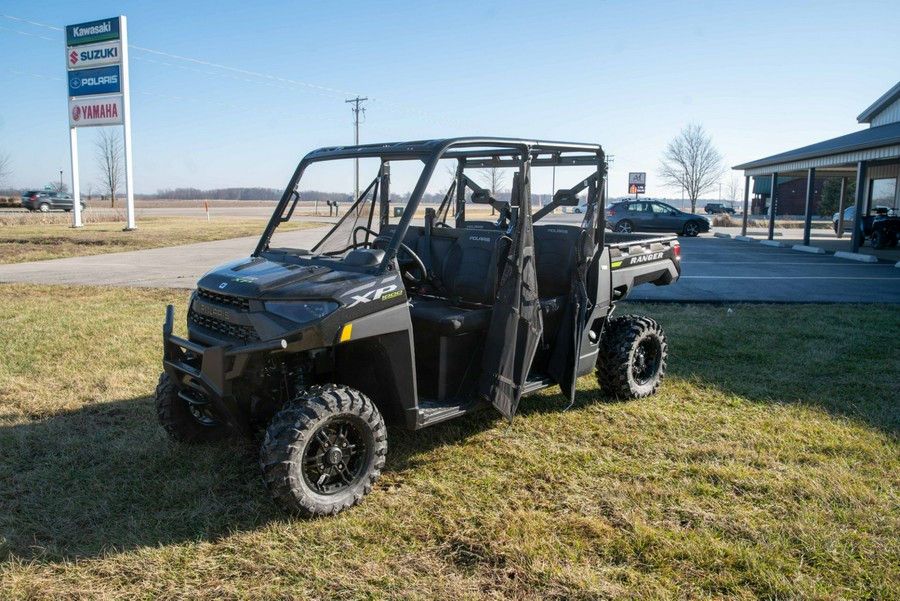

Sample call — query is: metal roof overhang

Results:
[733,121,900,177]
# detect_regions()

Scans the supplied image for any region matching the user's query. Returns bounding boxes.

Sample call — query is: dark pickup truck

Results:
[156,137,681,517]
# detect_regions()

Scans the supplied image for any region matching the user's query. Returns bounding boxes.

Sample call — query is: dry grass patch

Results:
[0,287,898,599]
[0,217,319,264]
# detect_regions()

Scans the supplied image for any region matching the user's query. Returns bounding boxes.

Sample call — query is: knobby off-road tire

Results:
[596,315,668,399]
[155,372,232,444]
[870,229,886,250]
[260,384,387,518]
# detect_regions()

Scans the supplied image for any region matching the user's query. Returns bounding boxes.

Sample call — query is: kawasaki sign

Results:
[66,18,121,46]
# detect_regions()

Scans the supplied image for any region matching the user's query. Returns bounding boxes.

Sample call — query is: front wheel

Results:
[39,203,50,213]
[682,220,701,237]
[596,315,668,399]
[260,384,387,518]
[871,229,886,249]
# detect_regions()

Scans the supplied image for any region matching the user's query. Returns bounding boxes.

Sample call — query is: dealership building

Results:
[734,81,900,253]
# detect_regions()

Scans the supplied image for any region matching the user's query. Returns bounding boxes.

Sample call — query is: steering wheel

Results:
[372,235,428,285]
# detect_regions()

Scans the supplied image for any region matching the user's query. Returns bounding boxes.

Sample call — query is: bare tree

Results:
[479,167,506,215]
[96,128,124,207]
[480,167,506,198]
[659,124,725,214]
[726,176,743,203]
[0,151,11,189]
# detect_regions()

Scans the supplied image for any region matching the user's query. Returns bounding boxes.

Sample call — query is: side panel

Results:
[333,302,418,429]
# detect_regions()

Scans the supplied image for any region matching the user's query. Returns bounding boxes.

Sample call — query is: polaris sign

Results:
[66,17,121,46]
[67,40,122,70]
[68,65,121,97]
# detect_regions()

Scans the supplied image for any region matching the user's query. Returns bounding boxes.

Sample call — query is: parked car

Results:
[21,190,85,212]
[832,205,893,234]
[704,202,735,215]
[573,202,589,213]
[606,200,711,236]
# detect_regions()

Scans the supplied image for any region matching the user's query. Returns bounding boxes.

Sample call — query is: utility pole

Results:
[345,96,368,203]
[604,154,614,202]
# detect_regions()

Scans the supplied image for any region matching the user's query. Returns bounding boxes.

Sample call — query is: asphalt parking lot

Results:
[629,236,900,303]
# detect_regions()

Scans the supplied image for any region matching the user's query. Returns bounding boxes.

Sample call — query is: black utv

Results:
[156,138,681,517]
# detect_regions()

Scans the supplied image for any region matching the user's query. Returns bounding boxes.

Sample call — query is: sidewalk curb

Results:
[834,251,879,263]
[734,235,755,242]
[760,240,788,248]
[793,244,826,254]
[713,232,731,239]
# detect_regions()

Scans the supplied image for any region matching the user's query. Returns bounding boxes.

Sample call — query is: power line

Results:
[1,13,477,130]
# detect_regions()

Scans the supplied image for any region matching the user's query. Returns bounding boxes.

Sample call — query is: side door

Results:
[649,201,682,232]
[627,202,654,231]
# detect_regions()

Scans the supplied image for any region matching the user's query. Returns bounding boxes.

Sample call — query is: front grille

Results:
[197,288,251,312]
[189,310,260,343]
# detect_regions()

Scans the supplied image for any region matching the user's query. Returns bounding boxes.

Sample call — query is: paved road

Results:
[0,227,329,289]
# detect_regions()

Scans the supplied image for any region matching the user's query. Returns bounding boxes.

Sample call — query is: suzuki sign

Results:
[67,40,122,70]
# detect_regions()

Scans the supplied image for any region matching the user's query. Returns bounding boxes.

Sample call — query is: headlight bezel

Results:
[264,300,339,325]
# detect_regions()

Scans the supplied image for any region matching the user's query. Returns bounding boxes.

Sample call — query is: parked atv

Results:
[156,138,681,517]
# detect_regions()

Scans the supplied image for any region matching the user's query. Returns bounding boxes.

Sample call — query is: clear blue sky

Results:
[1,0,898,199]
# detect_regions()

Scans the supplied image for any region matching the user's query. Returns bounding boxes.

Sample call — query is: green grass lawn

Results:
[0,216,319,264]
[0,285,897,599]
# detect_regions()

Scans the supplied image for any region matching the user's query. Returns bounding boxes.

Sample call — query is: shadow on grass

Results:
[0,394,500,563]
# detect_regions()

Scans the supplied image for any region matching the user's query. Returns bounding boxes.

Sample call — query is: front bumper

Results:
[162,304,287,437]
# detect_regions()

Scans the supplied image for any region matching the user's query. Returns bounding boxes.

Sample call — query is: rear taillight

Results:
[607,210,616,216]
[674,242,681,258]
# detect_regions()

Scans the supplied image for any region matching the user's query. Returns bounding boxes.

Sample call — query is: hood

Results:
[197,256,378,300]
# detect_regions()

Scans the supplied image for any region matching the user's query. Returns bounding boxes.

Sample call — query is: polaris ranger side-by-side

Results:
[157,138,682,517]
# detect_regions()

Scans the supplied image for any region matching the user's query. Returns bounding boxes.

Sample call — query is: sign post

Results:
[65,16,134,229]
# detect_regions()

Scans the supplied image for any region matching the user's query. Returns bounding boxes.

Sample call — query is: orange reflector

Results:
[340,323,352,343]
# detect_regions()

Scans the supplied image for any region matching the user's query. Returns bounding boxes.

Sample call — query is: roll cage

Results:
[253,137,608,273]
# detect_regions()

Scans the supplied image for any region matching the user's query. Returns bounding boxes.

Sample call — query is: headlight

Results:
[265,301,338,324]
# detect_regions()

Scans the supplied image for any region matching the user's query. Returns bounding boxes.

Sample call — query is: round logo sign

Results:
[69,76,81,89]
[72,105,81,122]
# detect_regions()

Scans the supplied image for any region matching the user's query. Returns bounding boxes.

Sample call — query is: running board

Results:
[416,398,485,427]
[522,375,555,395]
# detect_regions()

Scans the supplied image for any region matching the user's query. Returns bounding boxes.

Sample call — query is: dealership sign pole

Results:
[65,16,135,229]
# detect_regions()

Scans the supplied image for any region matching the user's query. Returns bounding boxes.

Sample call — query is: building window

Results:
[869,177,897,210]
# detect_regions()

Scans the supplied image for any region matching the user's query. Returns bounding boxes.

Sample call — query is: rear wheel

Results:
[155,372,232,443]
[871,229,886,250]
[39,203,50,213]
[615,220,634,234]
[682,220,701,237]
[260,384,387,517]
[596,315,668,399]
